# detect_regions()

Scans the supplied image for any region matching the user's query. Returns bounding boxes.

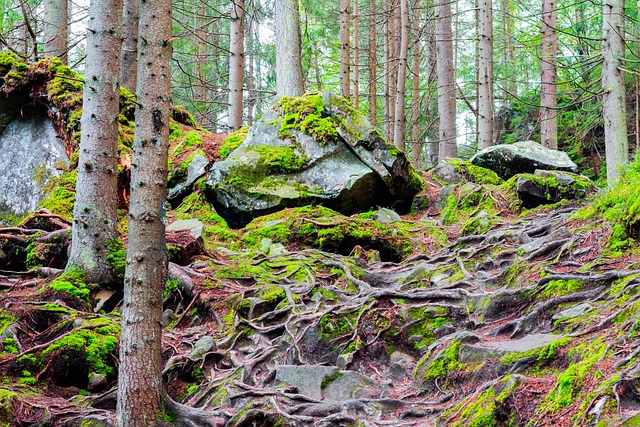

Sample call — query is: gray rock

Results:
[161,309,174,327]
[205,96,420,228]
[88,372,107,391]
[322,370,378,401]
[167,152,210,205]
[167,218,205,242]
[189,335,215,359]
[552,303,593,320]
[434,324,456,338]
[78,415,114,427]
[470,140,578,180]
[275,365,339,400]
[516,169,596,209]
[459,333,561,363]
[435,185,456,211]
[93,289,117,313]
[0,112,69,222]
[374,208,402,223]
[433,161,464,184]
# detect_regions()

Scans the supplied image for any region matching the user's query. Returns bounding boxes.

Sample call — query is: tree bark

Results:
[42,0,68,63]
[247,11,256,127]
[436,0,457,160]
[410,0,421,166]
[353,0,360,107]
[67,0,122,285]
[602,0,628,184]
[120,0,139,93]
[275,0,304,99]
[539,0,558,150]
[340,0,351,99]
[368,0,378,126]
[228,0,246,131]
[115,0,172,424]
[392,0,409,150]
[477,0,493,149]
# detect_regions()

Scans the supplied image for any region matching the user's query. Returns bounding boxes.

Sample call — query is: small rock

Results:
[88,372,107,392]
[275,365,339,400]
[374,208,402,223]
[434,324,456,338]
[167,218,205,242]
[433,161,465,184]
[189,335,215,359]
[161,309,174,327]
[435,185,457,211]
[552,303,593,320]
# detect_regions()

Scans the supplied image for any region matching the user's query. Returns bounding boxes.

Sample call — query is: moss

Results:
[541,279,584,299]
[273,93,339,144]
[38,169,77,220]
[105,239,126,283]
[499,337,572,366]
[47,266,90,303]
[251,145,307,173]
[219,127,249,160]
[259,286,286,305]
[42,318,120,378]
[448,159,504,186]
[0,388,17,424]
[321,371,342,390]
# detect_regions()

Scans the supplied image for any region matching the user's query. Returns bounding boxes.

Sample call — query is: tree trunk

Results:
[67,0,122,285]
[120,0,139,93]
[410,0,421,166]
[115,0,172,424]
[384,9,391,137]
[247,11,256,127]
[368,0,378,126]
[477,0,493,149]
[275,0,304,98]
[228,0,245,131]
[340,0,351,99]
[42,0,68,63]
[602,0,628,184]
[539,0,557,150]
[392,0,409,150]
[501,0,516,100]
[353,0,359,108]
[436,0,457,160]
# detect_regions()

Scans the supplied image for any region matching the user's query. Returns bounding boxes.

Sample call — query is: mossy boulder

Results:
[471,140,578,180]
[205,92,422,228]
[513,169,596,209]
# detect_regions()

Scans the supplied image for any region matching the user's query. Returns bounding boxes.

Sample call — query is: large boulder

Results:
[206,92,422,228]
[470,140,578,180]
[0,112,69,223]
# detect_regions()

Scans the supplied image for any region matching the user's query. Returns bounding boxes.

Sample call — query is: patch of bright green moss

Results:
[418,341,463,381]
[47,266,90,303]
[220,127,249,160]
[39,169,77,220]
[251,145,307,173]
[273,93,338,144]
[447,159,504,186]
[105,239,126,283]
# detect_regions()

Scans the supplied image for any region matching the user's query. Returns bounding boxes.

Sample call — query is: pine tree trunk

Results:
[602,0,628,183]
[115,0,172,424]
[540,0,558,150]
[410,0,421,166]
[247,12,256,127]
[340,0,351,99]
[477,0,493,149]
[275,0,304,98]
[436,0,457,160]
[120,0,139,93]
[368,0,378,126]
[195,3,207,124]
[228,0,245,130]
[392,0,409,150]
[353,0,359,108]
[43,0,68,63]
[67,0,122,285]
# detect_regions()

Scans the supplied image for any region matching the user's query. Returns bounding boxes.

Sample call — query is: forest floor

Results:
[2,161,640,427]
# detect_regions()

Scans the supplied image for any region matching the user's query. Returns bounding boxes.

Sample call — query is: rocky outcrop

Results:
[205,92,422,228]
[515,169,596,208]
[0,112,69,222]
[470,140,578,179]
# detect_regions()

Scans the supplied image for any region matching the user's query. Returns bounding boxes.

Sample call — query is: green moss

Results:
[47,266,90,303]
[0,388,17,424]
[499,337,572,365]
[273,93,338,144]
[220,127,249,160]
[259,286,286,305]
[418,341,463,381]
[42,318,120,378]
[447,159,504,186]
[105,239,126,283]
[251,145,307,173]
[542,279,584,299]
[38,169,77,220]
[321,371,342,389]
